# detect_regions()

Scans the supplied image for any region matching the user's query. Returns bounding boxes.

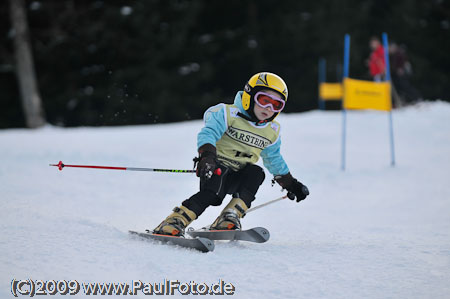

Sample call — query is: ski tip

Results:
[196,237,215,252]
[252,227,270,242]
[186,227,270,243]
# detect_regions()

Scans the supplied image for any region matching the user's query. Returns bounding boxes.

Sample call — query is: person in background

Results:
[389,42,421,105]
[368,36,385,81]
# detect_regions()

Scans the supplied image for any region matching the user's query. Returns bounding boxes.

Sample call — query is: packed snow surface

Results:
[1,102,449,298]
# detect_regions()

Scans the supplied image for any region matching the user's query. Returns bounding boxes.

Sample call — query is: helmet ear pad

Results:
[242,83,252,111]
[242,84,263,121]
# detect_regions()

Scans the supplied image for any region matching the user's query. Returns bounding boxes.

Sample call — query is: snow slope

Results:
[1,102,449,298]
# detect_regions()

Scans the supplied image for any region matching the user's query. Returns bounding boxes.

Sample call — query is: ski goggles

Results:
[254,91,285,112]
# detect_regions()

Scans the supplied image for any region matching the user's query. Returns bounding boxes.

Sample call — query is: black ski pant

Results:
[182,163,265,217]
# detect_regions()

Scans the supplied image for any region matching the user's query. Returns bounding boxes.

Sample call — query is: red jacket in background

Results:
[369,45,385,77]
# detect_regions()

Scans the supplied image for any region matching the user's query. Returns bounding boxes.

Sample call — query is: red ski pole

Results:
[49,161,222,175]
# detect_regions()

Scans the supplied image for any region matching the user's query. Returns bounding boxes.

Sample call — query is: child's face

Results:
[253,89,281,121]
[254,102,275,121]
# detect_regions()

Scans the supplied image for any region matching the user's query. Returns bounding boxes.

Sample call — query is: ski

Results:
[129,230,215,253]
[186,227,270,243]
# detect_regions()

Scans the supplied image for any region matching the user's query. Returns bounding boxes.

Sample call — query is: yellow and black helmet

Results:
[242,72,288,121]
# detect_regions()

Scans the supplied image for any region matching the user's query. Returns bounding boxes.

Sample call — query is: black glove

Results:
[275,173,310,202]
[195,144,217,180]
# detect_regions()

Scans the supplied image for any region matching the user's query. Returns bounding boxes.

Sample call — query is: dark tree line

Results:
[1,0,449,128]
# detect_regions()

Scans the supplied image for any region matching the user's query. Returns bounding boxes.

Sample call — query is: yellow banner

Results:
[319,83,343,100]
[343,78,392,111]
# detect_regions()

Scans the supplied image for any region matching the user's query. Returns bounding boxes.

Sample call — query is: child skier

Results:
[153,72,309,236]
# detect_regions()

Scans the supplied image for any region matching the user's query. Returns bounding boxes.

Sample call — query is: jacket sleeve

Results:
[260,137,290,176]
[197,104,227,149]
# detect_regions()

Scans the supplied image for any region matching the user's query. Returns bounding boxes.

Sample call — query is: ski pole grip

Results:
[287,191,295,200]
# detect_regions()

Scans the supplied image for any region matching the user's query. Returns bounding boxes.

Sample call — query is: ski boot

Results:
[153,206,196,237]
[211,198,248,230]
